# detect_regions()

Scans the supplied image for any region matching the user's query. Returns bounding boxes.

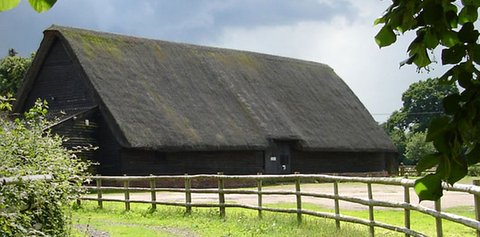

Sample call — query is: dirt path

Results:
[88,182,473,210]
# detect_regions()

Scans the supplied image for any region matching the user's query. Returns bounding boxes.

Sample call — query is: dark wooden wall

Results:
[22,39,96,117]
[291,151,395,174]
[50,109,99,160]
[20,39,101,165]
[118,150,265,175]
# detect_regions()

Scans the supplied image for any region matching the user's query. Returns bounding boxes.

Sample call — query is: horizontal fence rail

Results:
[0,174,52,185]
[78,174,480,237]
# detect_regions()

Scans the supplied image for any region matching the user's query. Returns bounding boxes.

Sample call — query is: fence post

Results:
[185,173,192,215]
[257,172,263,219]
[150,174,156,211]
[218,172,225,218]
[474,180,480,237]
[435,199,443,237]
[96,175,103,209]
[403,185,411,237]
[124,174,130,211]
[295,172,302,225]
[367,183,375,237]
[333,181,340,229]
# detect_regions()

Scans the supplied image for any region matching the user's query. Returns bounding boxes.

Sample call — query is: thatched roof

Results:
[17,25,396,152]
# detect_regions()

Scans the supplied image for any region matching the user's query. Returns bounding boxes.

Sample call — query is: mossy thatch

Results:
[17,25,396,152]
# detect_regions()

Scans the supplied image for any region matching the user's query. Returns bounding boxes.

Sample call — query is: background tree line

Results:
[382,78,458,166]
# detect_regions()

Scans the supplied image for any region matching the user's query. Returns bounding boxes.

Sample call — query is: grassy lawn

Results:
[270,202,476,237]
[71,201,476,237]
[74,176,480,236]
[71,202,369,237]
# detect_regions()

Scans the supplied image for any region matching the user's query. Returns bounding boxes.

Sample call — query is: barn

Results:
[14,25,397,176]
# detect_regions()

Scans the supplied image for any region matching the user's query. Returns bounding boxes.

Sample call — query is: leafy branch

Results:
[376,0,480,201]
[0,0,56,13]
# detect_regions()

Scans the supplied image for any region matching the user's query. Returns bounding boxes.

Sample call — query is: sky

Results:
[0,0,446,122]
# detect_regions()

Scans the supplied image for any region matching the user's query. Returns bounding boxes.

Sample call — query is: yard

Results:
[72,177,479,236]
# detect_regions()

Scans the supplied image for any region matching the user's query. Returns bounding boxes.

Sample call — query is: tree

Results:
[376,0,480,201]
[398,78,458,133]
[405,131,436,165]
[0,50,33,96]
[0,0,56,13]
[383,78,457,164]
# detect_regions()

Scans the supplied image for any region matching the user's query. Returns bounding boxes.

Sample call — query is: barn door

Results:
[265,140,292,174]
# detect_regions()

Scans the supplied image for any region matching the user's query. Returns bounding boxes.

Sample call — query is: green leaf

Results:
[458,6,478,24]
[443,94,461,115]
[424,29,439,49]
[426,116,450,142]
[374,17,385,25]
[414,174,443,201]
[423,3,443,25]
[440,31,459,47]
[416,153,440,173]
[447,156,467,185]
[441,45,466,65]
[457,68,473,88]
[375,25,397,48]
[412,47,432,68]
[466,145,480,165]
[0,0,21,12]
[432,131,450,154]
[28,0,56,13]
[445,9,459,28]
[462,0,480,7]
[458,22,479,43]
[469,44,480,65]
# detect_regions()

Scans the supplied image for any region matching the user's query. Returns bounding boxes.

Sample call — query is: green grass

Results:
[71,201,477,237]
[268,202,476,237]
[71,202,369,237]
[74,176,480,236]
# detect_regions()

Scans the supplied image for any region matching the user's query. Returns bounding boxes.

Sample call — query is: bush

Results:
[468,164,480,177]
[0,98,90,236]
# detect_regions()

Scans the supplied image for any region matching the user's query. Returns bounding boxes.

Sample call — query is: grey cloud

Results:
[0,0,357,55]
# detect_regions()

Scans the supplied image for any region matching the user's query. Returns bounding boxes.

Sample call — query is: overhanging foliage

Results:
[376,0,480,201]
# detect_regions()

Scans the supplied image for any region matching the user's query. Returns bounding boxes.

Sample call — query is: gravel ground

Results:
[87,182,474,210]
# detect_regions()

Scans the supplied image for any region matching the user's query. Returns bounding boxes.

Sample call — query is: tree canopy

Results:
[376,0,480,201]
[0,0,56,12]
[383,78,457,165]
[0,50,33,96]
[385,78,458,134]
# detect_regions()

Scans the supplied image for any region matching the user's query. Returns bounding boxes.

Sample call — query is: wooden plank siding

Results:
[118,150,265,175]
[291,151,391,174]
[22,40,96,117]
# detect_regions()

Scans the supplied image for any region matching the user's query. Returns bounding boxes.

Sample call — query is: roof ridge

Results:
[47,25,332,69]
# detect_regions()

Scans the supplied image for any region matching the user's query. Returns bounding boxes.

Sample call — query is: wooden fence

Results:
[0,174,52,185]
[78,173,480,237]
[398,165,436,177]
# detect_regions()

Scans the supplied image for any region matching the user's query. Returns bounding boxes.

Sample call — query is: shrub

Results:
[0,97,90,236]
[468,164,480,177]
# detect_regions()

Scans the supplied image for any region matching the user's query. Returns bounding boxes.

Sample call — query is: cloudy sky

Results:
[0,0,445,122]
